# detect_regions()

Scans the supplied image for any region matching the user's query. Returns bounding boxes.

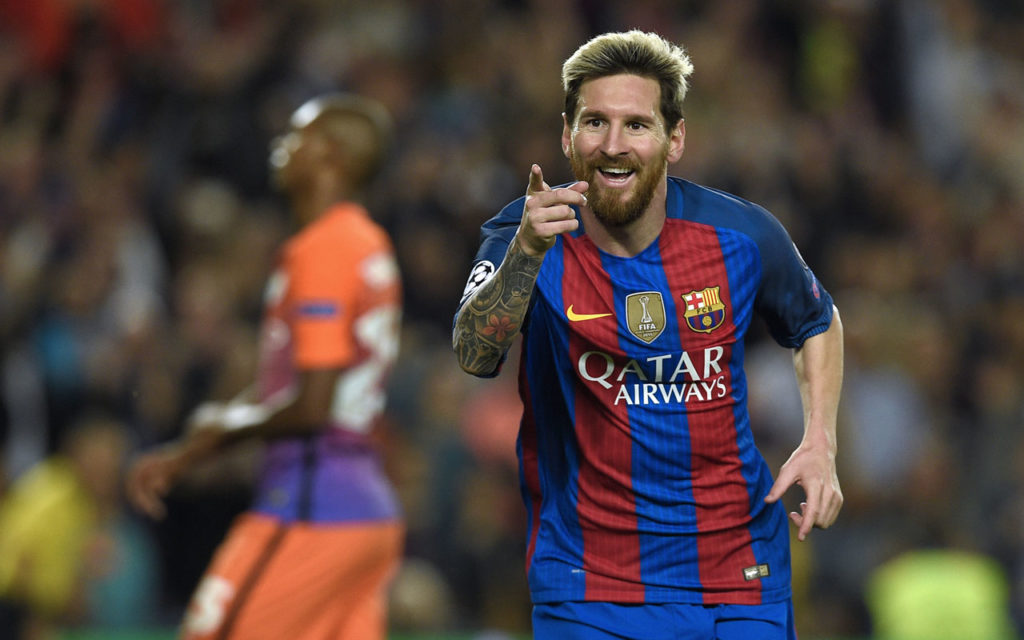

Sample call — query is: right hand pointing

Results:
[516,164,588,256]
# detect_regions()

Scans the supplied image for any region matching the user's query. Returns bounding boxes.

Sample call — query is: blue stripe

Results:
[601,242,702,598]
[522,239,587,601]
[297,301,339,317]
[717,226,791,593]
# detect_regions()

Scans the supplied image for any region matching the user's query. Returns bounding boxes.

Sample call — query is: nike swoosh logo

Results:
[566,305,613,322]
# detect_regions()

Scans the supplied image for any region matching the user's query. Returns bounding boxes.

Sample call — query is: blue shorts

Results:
[532,600,797,640]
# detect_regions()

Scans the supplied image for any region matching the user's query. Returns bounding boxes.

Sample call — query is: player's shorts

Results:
[532,599,796,640]
[179,512,404,640]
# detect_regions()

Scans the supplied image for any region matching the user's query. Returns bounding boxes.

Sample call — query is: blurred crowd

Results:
[0,0,1022,638]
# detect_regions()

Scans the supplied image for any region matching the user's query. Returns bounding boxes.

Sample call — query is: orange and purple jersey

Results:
[459,177,833,606]
[180,203,404,640]
[253,202,402,524]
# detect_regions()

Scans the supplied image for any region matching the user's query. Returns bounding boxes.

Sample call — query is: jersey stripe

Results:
[522,240,589,598]
[562,235,644,601]
[718,226,790,600]
[602,242,702,598]
[659,219,761,604]
[518,360,542,575]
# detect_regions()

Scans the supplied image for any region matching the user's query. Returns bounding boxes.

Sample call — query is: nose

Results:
[269,132,300,169]
[599,125,629,157]
[269,137,289,170]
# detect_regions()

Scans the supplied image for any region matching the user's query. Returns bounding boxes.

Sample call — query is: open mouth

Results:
[597,167,636,185]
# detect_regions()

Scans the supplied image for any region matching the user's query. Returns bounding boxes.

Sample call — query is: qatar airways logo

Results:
[578,347,728,406]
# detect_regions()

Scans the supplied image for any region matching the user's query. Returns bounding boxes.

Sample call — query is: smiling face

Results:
[563,73,685,227]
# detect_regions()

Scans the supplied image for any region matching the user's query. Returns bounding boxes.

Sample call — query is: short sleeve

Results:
[754,214,834,348]
[456,196,525,310]
[285,241,359,368]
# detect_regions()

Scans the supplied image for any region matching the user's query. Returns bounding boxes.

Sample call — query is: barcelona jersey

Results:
[461,177,833,605]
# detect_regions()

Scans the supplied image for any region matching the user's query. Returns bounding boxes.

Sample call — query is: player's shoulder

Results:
[484,194,528,231]
[670,177,771,221]
[294,202,393,256]
[669,176,788,241]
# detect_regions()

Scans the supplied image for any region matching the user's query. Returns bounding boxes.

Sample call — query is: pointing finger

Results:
[527,164,550,195]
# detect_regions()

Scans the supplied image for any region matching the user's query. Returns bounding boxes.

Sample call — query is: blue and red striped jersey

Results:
[459,176,834,605]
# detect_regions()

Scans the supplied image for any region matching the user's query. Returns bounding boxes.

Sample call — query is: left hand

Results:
[764,442,843,541]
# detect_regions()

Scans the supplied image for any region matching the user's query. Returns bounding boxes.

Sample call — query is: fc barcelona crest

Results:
[681,286,726,333]
[625,292,665,343]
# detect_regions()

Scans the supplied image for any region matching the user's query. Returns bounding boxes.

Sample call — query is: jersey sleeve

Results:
[456,196,525,309]
[453,196,528,377]
[753,210,834,348]
[284,241,360,369]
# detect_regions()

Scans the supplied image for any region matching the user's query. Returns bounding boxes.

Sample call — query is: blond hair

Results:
[562,30,694,130]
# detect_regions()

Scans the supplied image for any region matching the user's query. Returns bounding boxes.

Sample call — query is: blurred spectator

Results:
[866,547,1018,640]
[0,412,159,639]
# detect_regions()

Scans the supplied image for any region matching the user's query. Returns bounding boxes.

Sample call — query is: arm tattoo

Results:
[454,239,543,375]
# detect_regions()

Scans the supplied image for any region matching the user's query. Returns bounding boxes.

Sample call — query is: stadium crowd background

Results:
[0,0,1022,638]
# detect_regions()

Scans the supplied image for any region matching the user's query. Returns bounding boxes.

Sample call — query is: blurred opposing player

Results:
[453,31,843,639]
[128,94,403,640]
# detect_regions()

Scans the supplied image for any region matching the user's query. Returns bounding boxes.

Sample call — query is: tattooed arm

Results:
[454,165,588,376]
[454,239,543,375]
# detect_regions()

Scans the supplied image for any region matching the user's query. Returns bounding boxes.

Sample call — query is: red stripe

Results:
[562,236,644,602]
[659,220,760,604]
[518,358,542,574]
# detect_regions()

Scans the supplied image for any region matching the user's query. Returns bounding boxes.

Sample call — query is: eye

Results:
[583,118,604,129]
[627,121,647,131]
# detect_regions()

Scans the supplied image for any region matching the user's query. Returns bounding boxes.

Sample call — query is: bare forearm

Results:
[181,368,339,461]
[453,237,543,375]
[793,306,844,450]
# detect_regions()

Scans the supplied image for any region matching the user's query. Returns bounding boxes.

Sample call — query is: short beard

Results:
[570,145,668,227]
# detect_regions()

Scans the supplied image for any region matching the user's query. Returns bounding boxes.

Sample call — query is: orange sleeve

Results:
[281,206,400,371]
[284,233,360,370]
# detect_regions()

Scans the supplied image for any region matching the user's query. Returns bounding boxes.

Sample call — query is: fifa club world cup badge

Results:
[681,286,726,334]
[625,292,666,343]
